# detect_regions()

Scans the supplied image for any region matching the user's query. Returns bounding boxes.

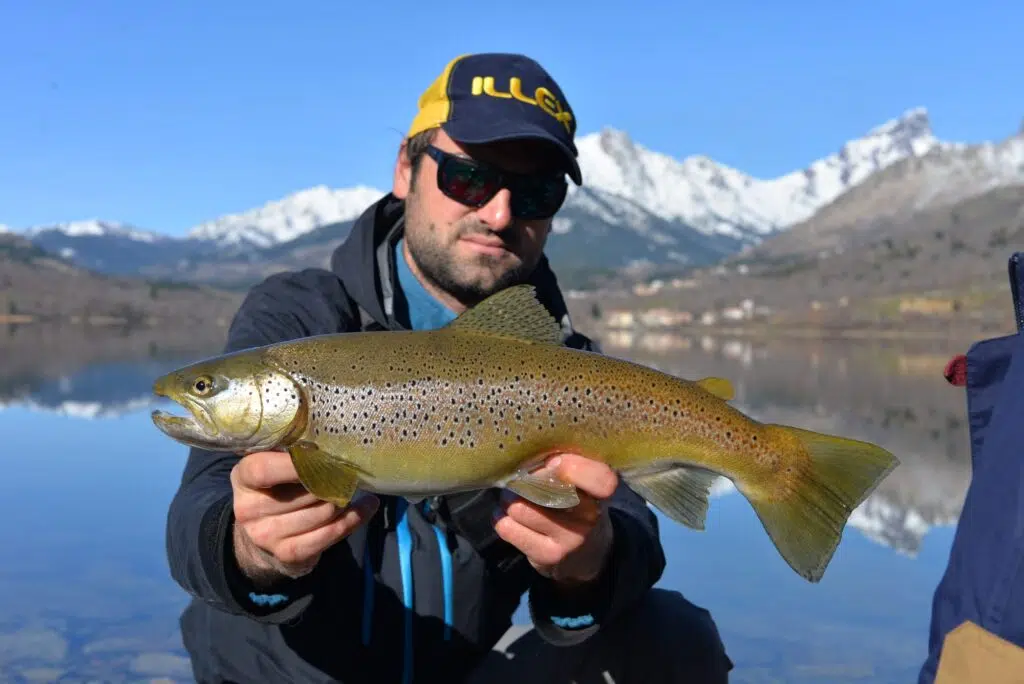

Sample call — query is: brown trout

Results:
[151,284,899,583]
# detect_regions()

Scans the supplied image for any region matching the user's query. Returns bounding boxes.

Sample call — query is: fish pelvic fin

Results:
[505,471,580,508]
[695,377,734,401]
[288,440,361,508]
[621,466,722,531]
[443,284,564,345]
[745,425,900,584]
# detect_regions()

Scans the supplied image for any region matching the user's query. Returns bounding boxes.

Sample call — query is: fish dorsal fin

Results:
[444,284,564,345]
[696,376,734,401]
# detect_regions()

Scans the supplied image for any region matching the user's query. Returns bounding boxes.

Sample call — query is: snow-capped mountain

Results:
[746,123,1024,259]
[24,219,161,243]
[24,220,212,277]
[187,184,385,248]
[546,186,745,272]
[567,107,941,242]
[6,105,1011,286]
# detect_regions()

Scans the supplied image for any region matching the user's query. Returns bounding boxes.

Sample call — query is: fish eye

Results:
[192,375,215,396]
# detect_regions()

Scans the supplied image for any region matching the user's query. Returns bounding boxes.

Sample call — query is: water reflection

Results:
[0,325,974,683]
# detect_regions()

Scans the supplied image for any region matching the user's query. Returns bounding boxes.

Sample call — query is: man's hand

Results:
[493,453,617,587]
[230,450,379,585]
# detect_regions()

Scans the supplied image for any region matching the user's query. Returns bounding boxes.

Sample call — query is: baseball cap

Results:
[407,53,583,185]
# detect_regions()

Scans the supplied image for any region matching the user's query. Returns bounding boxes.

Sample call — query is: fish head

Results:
[150,350,304,453]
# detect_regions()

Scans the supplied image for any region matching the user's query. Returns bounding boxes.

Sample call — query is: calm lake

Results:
[0,324,978,683]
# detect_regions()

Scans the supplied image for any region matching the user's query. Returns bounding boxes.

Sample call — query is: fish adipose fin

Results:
[696,377,734,401]
[288,440,361,508]
[444,284,564,345]
[745,425,899,583]
[622,466,722,531]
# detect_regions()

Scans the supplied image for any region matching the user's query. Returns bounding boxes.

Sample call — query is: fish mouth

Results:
[151,379,221,449]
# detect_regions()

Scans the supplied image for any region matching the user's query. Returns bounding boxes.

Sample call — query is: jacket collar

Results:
[329,193,580,339]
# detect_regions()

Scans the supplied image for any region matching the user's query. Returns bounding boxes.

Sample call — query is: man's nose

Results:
[475,188,514,230]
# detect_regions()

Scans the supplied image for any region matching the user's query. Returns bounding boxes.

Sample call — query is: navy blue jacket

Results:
[918,252,1024,682]
[164,193,667,683]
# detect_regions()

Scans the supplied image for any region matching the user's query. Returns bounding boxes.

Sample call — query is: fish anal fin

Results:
[506,471,580,508]
[288,440,360,508]
[444,284,563,345]
[696,377,734,401]
[622,465,722,531]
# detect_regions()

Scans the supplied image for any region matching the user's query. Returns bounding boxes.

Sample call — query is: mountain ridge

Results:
[7,106,1019,290]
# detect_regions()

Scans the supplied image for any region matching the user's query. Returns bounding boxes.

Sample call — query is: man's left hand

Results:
[493,453,617,587]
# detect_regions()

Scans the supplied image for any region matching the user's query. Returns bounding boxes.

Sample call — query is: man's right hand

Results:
[229,450,380,584]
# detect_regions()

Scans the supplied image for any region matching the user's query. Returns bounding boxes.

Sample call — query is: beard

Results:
[403,214,539,307]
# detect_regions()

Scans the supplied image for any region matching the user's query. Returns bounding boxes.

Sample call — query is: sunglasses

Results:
[423,145,568,220]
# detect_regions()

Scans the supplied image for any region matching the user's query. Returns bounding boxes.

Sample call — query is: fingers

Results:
[264,495,380,566]
[246,500,346,547]
[235,483,321,523]
[493,453,619,575]
[233,450,302,490]
[229,448,381,577]
[502,493,601,537]
[551,453,619,500]
[494,513,566,567]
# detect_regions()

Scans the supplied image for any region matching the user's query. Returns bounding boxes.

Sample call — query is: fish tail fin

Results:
[744,425,899,583]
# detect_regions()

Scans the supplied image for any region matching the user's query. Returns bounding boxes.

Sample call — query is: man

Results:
[165,52,733,684]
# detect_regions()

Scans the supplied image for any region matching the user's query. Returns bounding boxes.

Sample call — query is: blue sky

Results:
[3,0,1021,235]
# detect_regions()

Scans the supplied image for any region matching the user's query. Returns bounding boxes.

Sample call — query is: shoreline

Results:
[0,314,233,327]
[583,320,1012,343]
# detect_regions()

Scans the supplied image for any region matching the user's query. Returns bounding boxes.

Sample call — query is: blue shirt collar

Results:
[393,238,458,330]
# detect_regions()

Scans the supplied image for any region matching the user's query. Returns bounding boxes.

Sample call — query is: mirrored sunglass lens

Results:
[513,178,564,217]
[442,159,500,205]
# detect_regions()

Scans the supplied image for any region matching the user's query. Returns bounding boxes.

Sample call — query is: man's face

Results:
[392,128,565,309]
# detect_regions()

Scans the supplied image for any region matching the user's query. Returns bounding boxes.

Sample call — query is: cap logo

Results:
[469,76,574,134]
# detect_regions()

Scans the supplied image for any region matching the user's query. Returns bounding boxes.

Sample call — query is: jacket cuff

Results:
[527,509,652,646]
[201,494,314,623]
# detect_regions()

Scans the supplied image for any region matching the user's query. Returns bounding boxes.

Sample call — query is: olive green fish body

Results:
[151,284,899,584]
[262,330,778,495]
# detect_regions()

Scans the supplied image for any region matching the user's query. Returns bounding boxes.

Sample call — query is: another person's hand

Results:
[494,453,617,587]
[230,450,379,583]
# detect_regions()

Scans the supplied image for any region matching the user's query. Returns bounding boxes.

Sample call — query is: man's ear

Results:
[393,139,412,199]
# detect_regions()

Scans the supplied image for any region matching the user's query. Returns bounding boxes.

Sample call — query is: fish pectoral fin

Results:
[696,377,735,401]
[287,440,360,508]
[506,471,580,508]
[621,466,722,531]
[443,284,564,345]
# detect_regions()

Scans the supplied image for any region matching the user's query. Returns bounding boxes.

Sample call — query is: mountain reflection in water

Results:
[0,324,974,683]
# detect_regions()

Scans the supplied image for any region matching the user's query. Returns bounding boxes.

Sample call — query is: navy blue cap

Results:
[407,53,582,185]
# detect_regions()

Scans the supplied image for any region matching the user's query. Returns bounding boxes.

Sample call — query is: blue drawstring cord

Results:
[359,497,456,684]
[395,499,414,684]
